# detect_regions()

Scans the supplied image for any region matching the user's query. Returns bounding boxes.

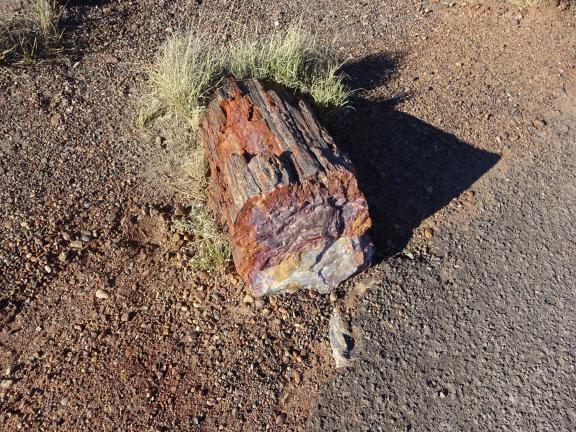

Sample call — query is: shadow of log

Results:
[330,54,500,260]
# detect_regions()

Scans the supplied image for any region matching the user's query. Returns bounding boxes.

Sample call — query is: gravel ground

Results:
[1,0,575,430]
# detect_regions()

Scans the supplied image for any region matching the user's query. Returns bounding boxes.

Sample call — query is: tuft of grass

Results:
[227,24,350,111]
[174,203,231,273]
[143,23,349,273]
[0,0,61,66]
[144,22,350,134]
[147,31,225,131]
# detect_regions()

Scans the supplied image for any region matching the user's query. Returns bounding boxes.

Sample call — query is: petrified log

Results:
[200,77,373,296]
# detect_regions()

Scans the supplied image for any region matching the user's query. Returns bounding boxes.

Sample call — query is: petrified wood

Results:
[200,77,373,296]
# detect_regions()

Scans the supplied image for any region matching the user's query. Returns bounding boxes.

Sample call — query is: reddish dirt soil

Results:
[1,0,574,431]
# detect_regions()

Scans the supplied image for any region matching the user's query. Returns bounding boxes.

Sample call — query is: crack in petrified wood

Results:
[200,77,373,296]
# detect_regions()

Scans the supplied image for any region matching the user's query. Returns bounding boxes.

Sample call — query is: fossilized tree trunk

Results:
[200,77,373,296]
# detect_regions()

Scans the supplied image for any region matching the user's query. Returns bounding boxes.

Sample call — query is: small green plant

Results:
[0,0,61,66]
[174,203,231,273]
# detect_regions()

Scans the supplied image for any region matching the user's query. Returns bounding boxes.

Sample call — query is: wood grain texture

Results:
[200,77,373,296]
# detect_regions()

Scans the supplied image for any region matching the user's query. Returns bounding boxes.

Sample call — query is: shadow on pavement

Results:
[331,54,500,260]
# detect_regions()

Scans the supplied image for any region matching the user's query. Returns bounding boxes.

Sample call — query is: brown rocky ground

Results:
[1,0,575,431]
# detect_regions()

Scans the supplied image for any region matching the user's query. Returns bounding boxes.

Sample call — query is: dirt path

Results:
[1,1,574,431]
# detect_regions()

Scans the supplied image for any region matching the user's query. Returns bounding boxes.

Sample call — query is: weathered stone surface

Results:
[200,77,373,296]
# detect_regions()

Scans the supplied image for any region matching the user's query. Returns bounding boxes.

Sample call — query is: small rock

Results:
[172,232,181,242]
[58,251,68,262]
[255,299,265,308]
[242,294,255,304]
[95,289,111,300]
[198,271,209,281]
[329,292,338,302]
[174,204,186,217]
[0,379,14,389]
[62,232,71,241]
[69,240,83,249]
[275,413,287,425]
[121,312,130,322]
[105,55,119,64]
[424,228,434,239]
[533,119,546,129]
[50,113,62,126]
[44,265,52,274]
[60,396,69,406]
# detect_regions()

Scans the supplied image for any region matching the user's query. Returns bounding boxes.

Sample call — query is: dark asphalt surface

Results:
[310,75,576,431]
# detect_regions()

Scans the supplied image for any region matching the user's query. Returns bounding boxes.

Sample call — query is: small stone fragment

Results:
[0,379,14,389]
[242,294,255,304]
[50,113,62,126]
[533,119,547,129]
[174,204,186,217]
[69,240,83,249]
[424,228,434,239]
[275,413,287,425]
[105,55,119,64]
[329,292,338,302]
[329,308,356,368]
[95,289,111,299]
[121,312,130,322]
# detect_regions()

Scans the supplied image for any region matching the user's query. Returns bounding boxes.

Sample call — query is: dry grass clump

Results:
[143,23,349,272]
[146,31,226,130]
[227,25,349,111]
[0,0,61,66]
[173,203,231,273]
[143,23,350,133]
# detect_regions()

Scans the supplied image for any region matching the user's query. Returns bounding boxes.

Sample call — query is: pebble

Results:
[424,228,434,239]
[242,294,255,304]
[69,240,83,249]
[105,55,119,64]
[198,271,209,281]
[0,379,14,389]
[58,251,68,262]
[50,113,62,126]
[275,413,287,425]
[174,204,186,217]
[95,288,111,299]
[329,292,338,302]
[533,119,547,129]
[44,265,52,274]
[121,312,130,322]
